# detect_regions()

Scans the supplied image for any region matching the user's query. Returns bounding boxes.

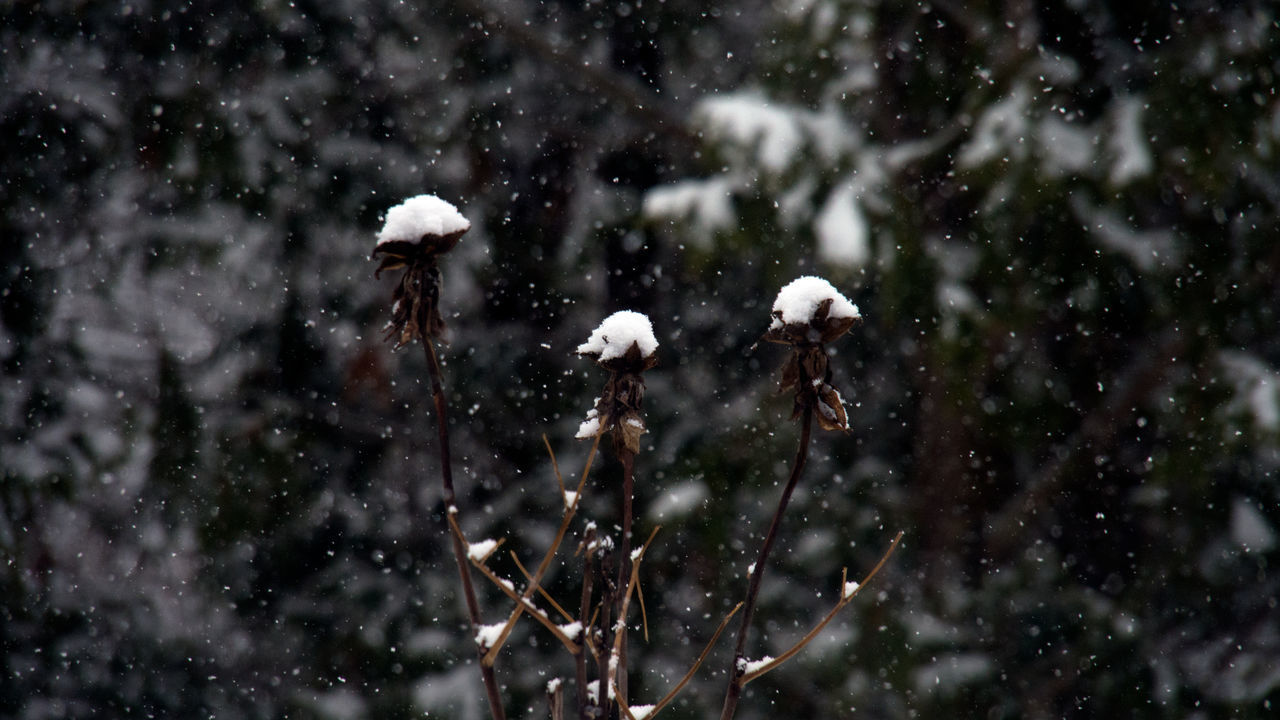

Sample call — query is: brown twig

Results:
[634,601,744,720]
[736,531,904,686]
[510,551,576,623]
[610,527,661,719]
[481,431,604,666]
[616,449,636,705]
[548,678,565,720]
[448,513,583,654]
[595,596,612,715]
[423,340,507,720]
[720,408,813,720]
[577,524,597,719]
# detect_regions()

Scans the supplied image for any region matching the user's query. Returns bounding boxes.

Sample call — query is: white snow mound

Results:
[577,310,658,362]
[376,194,470,247]
[771,276,860,328]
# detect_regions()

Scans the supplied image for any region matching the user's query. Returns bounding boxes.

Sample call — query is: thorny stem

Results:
[720,408,813,720]
[423,340,507,720]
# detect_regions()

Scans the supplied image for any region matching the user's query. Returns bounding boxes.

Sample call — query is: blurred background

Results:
[3,1,1278,718]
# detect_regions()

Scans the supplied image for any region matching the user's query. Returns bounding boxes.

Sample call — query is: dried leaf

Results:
[814,383,849,432]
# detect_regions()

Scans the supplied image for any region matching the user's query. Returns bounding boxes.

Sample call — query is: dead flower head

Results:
[575,311,659,456]
[761,276,861,433]
[371,194,471,347]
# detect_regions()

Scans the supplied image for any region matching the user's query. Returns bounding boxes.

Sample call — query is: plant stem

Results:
[577,526,595,720]
[615,450,635,706]
[719,408,813,720]
[596,598,611,716]
[423,340,507,720]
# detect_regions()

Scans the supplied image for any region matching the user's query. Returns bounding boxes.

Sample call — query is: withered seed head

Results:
[762,296,858,347]
[370,195,470,347]
[762,278,861,433]
[576,311,659,456]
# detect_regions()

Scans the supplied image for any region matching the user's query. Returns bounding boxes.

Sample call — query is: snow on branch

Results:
[467,538,501,563]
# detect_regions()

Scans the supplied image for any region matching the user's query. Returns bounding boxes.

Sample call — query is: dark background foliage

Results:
[3,1,1278,718]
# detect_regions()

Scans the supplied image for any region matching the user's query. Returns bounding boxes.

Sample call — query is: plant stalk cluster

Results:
[374,231,897,720]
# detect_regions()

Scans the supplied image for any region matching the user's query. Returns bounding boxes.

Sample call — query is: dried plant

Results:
[372,194,470,346]
[574,310,659,710]
[761,276,861,432]
[720,276,870,720]
[373,228,900,720]
[574,310,660,456]
[371,195,506,720]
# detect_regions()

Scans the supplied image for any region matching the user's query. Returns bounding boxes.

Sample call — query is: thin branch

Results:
[544,434,565,500]
[616,449,637,704]
[737,531,904,686]
[595,596,611,718]
[547,678,565,720]
[611,528,661,720]
[510,551,576,623]
[640,601,744,720]
[577,524,597,720]
[423,340,507,720]
[637,570,650,643]
[449,512,584,655]
[482,432,604,666]
[720,408,813,720]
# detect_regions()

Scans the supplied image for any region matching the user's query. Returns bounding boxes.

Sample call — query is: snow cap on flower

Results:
[370,194,471,347]
[765,275,860,346]
[762,276,859,433]
[576,310,659,368]
[576,310,658,455]
[375,194,470,251]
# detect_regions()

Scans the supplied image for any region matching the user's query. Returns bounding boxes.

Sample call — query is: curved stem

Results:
[719,408,813,720]
[737,531,903,687]
[642,601,742,719]
[424,340,507,720]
